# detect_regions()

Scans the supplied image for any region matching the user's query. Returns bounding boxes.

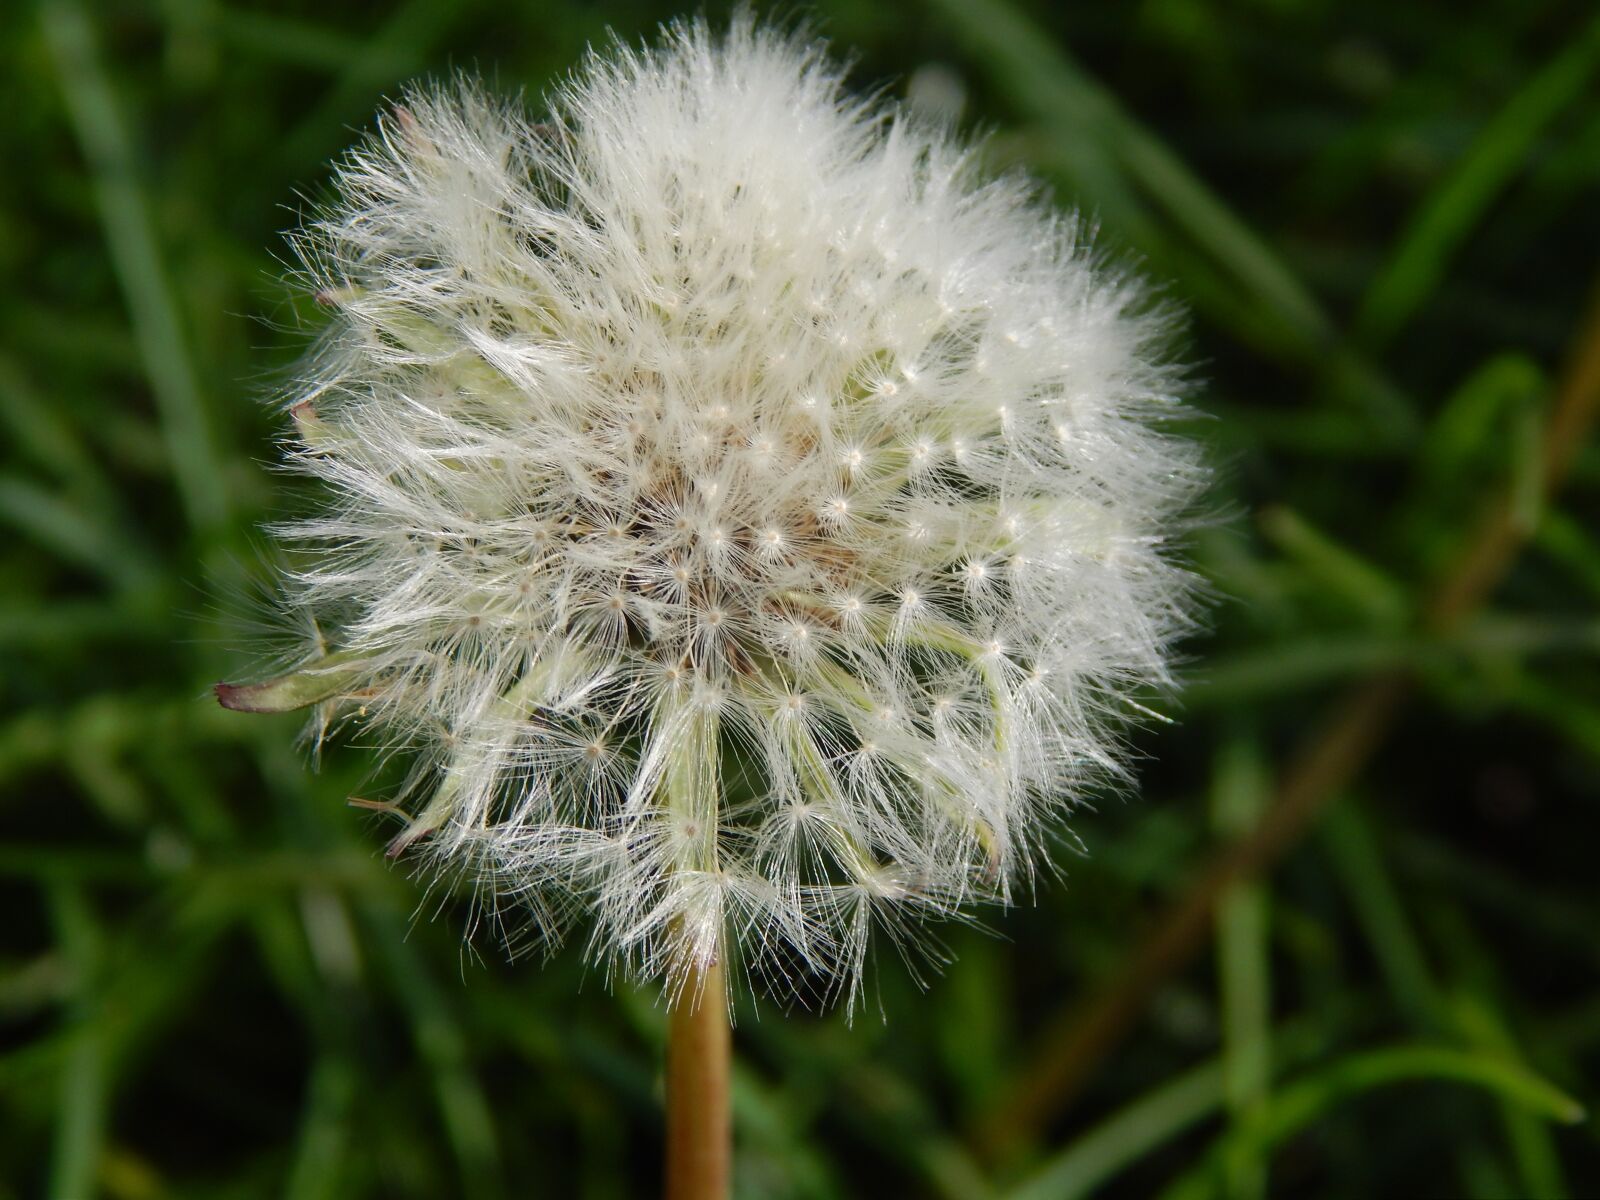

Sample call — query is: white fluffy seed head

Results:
[265,17,1204,1008]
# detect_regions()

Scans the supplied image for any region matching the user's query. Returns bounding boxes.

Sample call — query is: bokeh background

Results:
[5,1,1600,1196]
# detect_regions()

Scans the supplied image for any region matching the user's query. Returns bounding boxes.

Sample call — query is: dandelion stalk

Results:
[665,956,730,1200]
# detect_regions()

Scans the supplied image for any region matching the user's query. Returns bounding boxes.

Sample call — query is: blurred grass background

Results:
[5,0,1600,1196]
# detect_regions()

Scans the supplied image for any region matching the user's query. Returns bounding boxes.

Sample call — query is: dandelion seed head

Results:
[248,16,1204,1006]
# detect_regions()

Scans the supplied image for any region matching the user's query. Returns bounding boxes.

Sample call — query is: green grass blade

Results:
[47,884,106,1200]
[1537,508,1600,598]
[365,905,505,1200]
[1212,737,1272,1200]
[1411,356,1545,500]
[39,0,232,536]
[1452,995,1571,1200]
[0,475,159,594]
[0,356,111,502]
[1322,804,1444,1031]
[285,1054,359,1200]
[1356,15,1600,349]
[1497,671,1600,763]
[1189,633,1414,704]
[1004,1014,1343,1200]
[1161,1045,1585,1200]
[1256,505,1409,626]
[1006,1059,1224,1200]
